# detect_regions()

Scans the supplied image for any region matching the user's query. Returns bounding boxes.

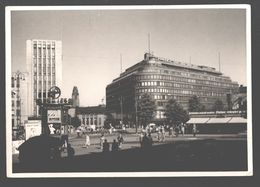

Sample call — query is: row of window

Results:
[137,88,227,97]
[137,94,223,103]
[33,59,56,66]
[33,49,55,58]
[11,100,20,107]
[80,116,103,126]
[141,67,229,82]
[34,80,55,91]
[33,41,56,46]
[137,81,234,90]
[11,78,20,88]
[136,75,236,88]
[155,110,165,119]
[34,73,56,82]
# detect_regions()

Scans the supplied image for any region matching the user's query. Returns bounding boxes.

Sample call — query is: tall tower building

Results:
[72,86,80,107]
[26,39,62,116]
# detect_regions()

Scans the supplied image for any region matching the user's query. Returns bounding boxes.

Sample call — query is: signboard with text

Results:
[25,120,42,140]
[47,110,62,123]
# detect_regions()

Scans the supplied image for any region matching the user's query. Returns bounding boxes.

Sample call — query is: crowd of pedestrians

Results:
[37,123,197,161]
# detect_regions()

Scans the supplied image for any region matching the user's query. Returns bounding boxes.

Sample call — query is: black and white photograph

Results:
[5,5,252,177]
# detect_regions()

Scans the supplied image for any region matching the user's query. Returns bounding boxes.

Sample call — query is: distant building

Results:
[26,39,62,116]
[77,105,107,130]
[106,53,239,123]
[71,86,80,107]
[11,71,29,130]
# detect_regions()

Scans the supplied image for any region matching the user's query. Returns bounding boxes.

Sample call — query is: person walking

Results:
[175,125,180,137]
[192,124,197,137]
[139,132,144,147]
[83,134,90,148]
[181,124,185,136]
[117,133,124,149]
[161,126,165,142]
[103,139,110,153]
[111,139,119,152]
[100,134,105,149]
[157,127,161,142]
[67,144,75,159]
[169,126,173,137]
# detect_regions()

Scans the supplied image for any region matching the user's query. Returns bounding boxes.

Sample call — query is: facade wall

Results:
[77,113,106,128]
[106,53,239,122]
[26,40,62,116]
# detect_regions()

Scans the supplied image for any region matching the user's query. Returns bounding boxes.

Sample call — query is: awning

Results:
[228,117,247,124]
[186,118,210,124]
[187,117,247,125]
[206,117,231,124]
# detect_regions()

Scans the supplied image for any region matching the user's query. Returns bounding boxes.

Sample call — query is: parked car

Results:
[18,135,61,166]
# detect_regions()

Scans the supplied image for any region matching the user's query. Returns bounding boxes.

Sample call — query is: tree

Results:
[188,95,205,112]
[104,113,116,129]
[137,93,156,128]
[70,116,81,128]
[164,99,190,127]
[212,99,224,111]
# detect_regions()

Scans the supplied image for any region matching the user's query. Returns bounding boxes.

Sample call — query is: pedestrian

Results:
[148,133,153,147]
[139,132,144,146]
[169,126,173,137]
[61,134,68,152]
[175,126,179,137]
[67,143,75,159]
[192,124,197,137]
[181,124,185,136]
[157,126,162,142]
[103,139,110,153]
[111,139,119,152]
[161,126,165,142]
[117,133,124,149]
[83,134,90,148]
[100,134,105,149]
[76,128,81,137]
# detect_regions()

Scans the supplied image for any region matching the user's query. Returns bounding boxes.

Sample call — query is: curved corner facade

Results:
[106,53,239,122]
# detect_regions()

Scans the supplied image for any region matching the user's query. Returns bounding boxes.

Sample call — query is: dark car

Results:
[18,135,62,167]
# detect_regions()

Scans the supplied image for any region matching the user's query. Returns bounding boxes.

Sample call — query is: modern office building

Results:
[106,53,239,123]
[26,39,62,116]
[11,71,29,130]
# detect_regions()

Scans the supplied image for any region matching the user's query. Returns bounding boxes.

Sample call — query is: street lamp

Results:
[119,96,123,127]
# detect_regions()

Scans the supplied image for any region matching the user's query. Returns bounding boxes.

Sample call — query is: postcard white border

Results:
[6,4,252,178]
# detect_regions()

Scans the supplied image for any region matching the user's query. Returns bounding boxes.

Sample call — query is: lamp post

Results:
[119,96,123,127]
[135,93,138,134]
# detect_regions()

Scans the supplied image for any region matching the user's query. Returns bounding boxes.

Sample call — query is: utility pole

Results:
[120,96,123,127]
[218,52,221,72]
[148,33,151,54]
[120,53,123,74]
[135,88,138,133]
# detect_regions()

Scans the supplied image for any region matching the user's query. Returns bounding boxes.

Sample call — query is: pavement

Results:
[12,129,247,164]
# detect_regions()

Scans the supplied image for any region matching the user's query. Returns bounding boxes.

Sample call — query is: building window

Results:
[16,109,20,116]
[11,77,14,87]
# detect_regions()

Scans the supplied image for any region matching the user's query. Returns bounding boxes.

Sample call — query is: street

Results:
[12,128,247,165]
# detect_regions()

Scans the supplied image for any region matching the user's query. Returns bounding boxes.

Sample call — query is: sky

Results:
[11,7,247,106]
